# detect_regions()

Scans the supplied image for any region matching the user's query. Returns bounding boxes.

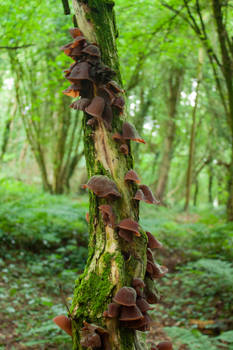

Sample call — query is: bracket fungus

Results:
[70,98,91,110]
[53,315,72,336]
[113,287,137,306]
[117,218,140,237]
[99,205,115,227]
[134,185,159,205]
[119,305,143,321]
[82,175,121,199]
[146,231,163,250]
[122,122,145,144]
[124,169,140,184]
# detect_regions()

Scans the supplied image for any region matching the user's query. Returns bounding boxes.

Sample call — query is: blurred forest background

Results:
[0,0,232,349]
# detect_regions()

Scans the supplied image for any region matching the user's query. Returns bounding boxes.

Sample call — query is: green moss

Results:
[120,328,135,349]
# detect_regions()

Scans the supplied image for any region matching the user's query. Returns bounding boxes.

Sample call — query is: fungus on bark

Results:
[117,218,140,237]
[146,231,163,250]
[119,305,143,321]
[124,169,141,184]
[82,44,101,57]
[134,185,159,205]
[70,98,91,110]
[122,122,145,144]
[99,204,115,227]
[113,287,137,306]
[105,302,120,318]
[118,228,133,242]
[157,341,173,350]
[53,315,72,336]
[136,296,154,313]
[82,175,121,198]
[85,96,105,118]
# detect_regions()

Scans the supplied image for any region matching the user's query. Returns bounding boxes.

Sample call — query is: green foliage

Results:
[0,178,88,251]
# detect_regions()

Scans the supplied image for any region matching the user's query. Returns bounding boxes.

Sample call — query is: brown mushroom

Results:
[139,185,159,204]
[85,96,105,119]
[69,28,83,38]
[122,122,145,144]
[113,96,125,112]
[133,189,145,201]
[124,170,140,184]
[147,248,154,262]
[144,277,160,304]
[146,231,163,250]
[80,331,102,348]
[99,205,115,227]
[132,278,145,289]
[106,303,120,318]
[82,44,101,57]
[71,36,86,48]
[82,175,121,198]
[98,85,116,105]
[113,287,137,306]
[120,313,150,329]
[119,144,129,155]
[118,228,133,242]
[63,84,80,98]
[117,218,140,237]
[119,305,143,321]
[60,42,73,55]
[112,132,123,141]
[136,297,154,313]
[157,341,173,350]
[67,62,92,83]
[107,80,124,94]
[53,315,72,336]
[70,98,91,110]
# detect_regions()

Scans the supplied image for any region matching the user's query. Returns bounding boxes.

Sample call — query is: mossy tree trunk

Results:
[70,1,147,349]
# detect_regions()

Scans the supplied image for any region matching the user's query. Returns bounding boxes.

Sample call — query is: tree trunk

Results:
[70,1,149,349]
[155,68,183,202]
[184,48,203,211]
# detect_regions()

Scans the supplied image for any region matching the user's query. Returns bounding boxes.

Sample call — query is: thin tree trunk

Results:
[70,1,148,349]
[155,68,183,202]
[184,48,203,211]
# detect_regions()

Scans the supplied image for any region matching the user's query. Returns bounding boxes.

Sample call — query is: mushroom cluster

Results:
[104,282,155,332]
[59,27,170,347]
[61,28,125,132]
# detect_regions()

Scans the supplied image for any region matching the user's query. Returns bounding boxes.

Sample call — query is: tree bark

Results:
[70,1,148,349]
[155,68,183,202]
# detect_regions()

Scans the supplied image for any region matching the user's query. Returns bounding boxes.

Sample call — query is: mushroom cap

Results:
[98,85,116,105]
[63,85,80,98]
[133,189,145,201]
[82,175,121,198]
[112,132,123,141]
[122,122,145,144]
[146,231,163,249]
[145,290,159,305]
[71,36,86,48]
[124,170,140,184]
[82,44,101,57]
[118,228,133,242]
[67,62,92,83]
[70,98,91,110]
[139,185,159,205]
[53,315,72,336]
[120,144,129,155]
[113,96,125,111]
[106,303,120,318]
[107,80,124,94]
[147,261,168,279]
[147,248,154,262]
[120,313,149,329]
[113,287,137,306]
[136,297,154,313]
[157,341,173,350]
[69,28,83,38]
[119,305,143,321]
[117,218,140,236]
[85,96,105,119]
[99,205,115,227]
[132,278,145,289]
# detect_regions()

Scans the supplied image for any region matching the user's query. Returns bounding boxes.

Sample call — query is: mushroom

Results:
[53,315,72,336]
[82,44,101,57]
[118,228,133,242]
[146,231,163,250]
[120,312,151,330]
[147,248,154,262]
[71,36,86,48]
[107,80,124,94]
[117,218,140,237]
[139,185,159,204]
[69,28,83,38]
[98,85,116,105]
[99,205,115,227]
[80,331,102,348]
[124,170,140,184]
[157,341,173,350]
[144,277,160,304]
[119,144,129,155]
[113,287,137,306]
[82,175,121,199]
[133,189,145,201]
[136,297,154,313]
[70,98,91,110]
[85,96,105,119]
[105,302,120,318]
[119,305,143,321]
[63,84,80,98]
[147,261,168,279]
[113,96,125,112]
[132,278,145,296]
[66,62,92,83]
[122,122,145,144]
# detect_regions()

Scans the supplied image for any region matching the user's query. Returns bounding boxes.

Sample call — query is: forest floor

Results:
[0,180,233,350]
